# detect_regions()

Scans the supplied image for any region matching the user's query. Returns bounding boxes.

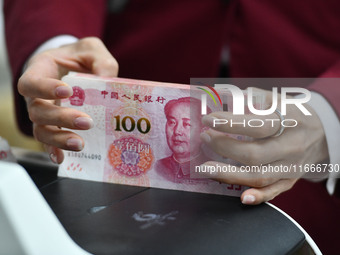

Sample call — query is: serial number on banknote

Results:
[67,151,102,161]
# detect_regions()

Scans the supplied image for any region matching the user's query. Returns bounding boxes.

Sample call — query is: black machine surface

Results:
[18,153,311,255]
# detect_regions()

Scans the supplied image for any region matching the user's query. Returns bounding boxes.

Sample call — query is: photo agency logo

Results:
[197,84,312,129]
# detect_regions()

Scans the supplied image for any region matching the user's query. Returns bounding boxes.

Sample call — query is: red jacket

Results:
[4,1,340,254]
[4,0,340,136]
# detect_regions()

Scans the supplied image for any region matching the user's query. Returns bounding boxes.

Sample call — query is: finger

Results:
[72,37,119,77]
[241,179,298,205]
[200,129,282,165]
[202,111,283,138]
[18,73,73,100]
[45,144,64,164]
[33,125,84,151]
[20,52,75,99]
[28,99,93,130]
[19,37,119,99]
[198,161,279,187]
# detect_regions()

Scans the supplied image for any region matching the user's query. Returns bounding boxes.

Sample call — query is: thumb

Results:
[58,37,119,77]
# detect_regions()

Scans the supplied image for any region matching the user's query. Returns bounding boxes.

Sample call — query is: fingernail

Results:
[74,117,93,129]
[66,138,83,151]
[55,85,73,98]
[199,163,218,178]
[242,195,256,205]
[202,115,217,126]
[49,153,58,164]
[200,132,211,143]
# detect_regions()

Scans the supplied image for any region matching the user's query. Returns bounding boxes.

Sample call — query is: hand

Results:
[200,88,329,205]
[18,37,119,164]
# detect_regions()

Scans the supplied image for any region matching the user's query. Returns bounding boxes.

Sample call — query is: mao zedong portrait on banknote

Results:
[155,97,211,183]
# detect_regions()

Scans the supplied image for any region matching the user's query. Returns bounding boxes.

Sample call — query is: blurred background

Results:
[0,0,42,151]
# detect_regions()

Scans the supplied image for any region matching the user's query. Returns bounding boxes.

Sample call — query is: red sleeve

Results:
[308,60,340,120]
[4,0,106,136]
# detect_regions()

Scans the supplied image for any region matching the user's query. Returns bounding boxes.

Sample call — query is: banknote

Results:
[58,73,264,197]
[0,137,16,163]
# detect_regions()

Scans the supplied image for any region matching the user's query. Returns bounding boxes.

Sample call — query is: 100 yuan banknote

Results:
[59,73,264,196]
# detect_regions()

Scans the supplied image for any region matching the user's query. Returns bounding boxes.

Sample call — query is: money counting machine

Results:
[0,150,320,255]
